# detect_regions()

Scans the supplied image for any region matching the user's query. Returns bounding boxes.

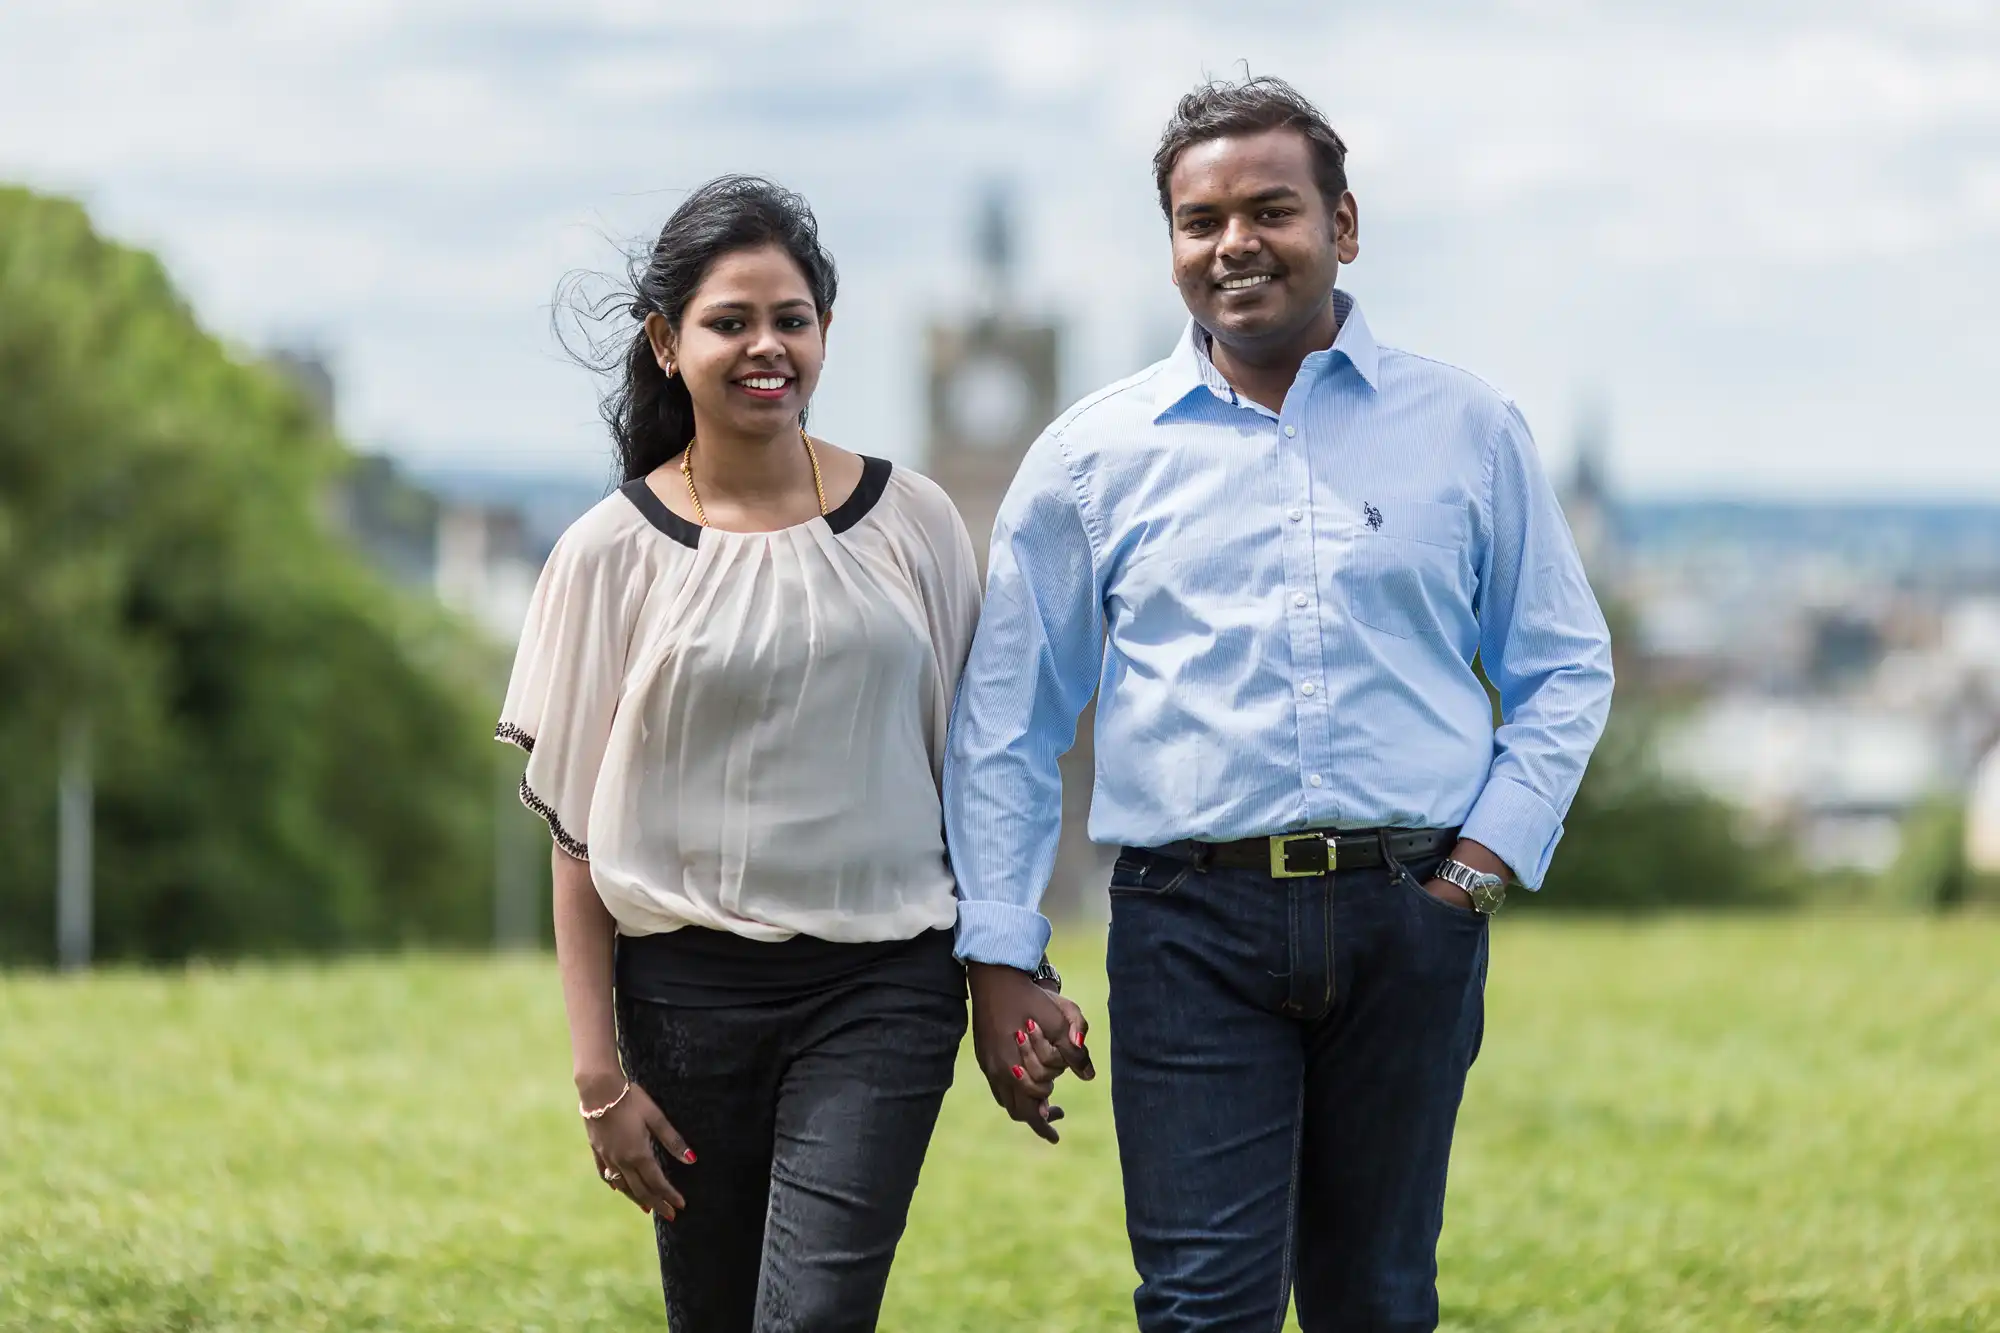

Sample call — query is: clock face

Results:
[945,352,1034,451]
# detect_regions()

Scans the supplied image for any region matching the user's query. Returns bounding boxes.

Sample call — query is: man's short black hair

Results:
[1153,75,1349,220]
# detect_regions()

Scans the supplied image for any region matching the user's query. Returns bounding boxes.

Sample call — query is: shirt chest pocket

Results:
[1341,499,1471,640]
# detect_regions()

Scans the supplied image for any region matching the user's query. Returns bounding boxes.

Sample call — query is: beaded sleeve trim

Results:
[496,725,584,857]
[518,777,587,860]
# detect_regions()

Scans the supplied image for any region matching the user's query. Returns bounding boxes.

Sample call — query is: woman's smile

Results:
[733,373,792,400]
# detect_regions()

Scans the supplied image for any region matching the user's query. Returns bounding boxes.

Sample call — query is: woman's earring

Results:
[664,361,677,378]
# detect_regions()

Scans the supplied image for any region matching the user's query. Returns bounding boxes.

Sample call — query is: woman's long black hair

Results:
[559,175,839,484]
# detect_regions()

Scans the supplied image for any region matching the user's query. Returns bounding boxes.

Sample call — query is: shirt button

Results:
[1309,774,1324,788]
[1283,425,1297,438]
[1301,681,1317,696]
[1288,508,1304,523]
[1293,593,1309,608]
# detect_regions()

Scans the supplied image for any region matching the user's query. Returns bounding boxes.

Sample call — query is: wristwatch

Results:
[1434,859,1507,915]
[1031,955,1062,994]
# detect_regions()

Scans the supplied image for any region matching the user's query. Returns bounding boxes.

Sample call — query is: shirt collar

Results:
[1152,288,1381,422]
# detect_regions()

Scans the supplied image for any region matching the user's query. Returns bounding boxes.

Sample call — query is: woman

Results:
[497,175,1084,1331]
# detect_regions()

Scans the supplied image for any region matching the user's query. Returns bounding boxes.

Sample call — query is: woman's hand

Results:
[967,963,1093,1143]
[579,1075,694,1220]
[1016,989,1095,1118]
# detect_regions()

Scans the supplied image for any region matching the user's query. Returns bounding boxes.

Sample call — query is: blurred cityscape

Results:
[1571,449,2000,880]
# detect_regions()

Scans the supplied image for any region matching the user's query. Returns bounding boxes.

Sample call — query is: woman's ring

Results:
[602,1167,621,1184]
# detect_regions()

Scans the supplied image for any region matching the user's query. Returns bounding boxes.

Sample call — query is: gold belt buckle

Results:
[1269,833,1336,878]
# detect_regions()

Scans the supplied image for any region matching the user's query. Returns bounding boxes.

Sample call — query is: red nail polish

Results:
[1015,1030,1027,1045]
[1073,1030,1085,1046]
[1026,1019,1039,1034]
[1011,1065,1025,1080]
[682,1149,697,1164]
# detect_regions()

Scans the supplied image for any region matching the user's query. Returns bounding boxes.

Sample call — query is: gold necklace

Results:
[681,423,828,528]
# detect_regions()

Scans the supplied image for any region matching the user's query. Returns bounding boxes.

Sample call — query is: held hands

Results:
[967,962,1094,1144]
[578,1072,693,1220]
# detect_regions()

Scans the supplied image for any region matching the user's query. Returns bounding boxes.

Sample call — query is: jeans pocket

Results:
[1396,857,1483,924]
[1109,850,1189,897]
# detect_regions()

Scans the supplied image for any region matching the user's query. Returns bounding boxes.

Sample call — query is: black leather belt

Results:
[1142,826,1459,879]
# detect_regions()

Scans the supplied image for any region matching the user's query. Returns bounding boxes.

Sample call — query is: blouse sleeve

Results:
[494,521,639,860]
[904,478,984,788]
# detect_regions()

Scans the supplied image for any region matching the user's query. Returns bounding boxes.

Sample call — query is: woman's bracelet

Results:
[579,1079,633,1120]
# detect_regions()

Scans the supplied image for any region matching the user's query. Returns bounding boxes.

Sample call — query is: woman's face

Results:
[648,244,830,442]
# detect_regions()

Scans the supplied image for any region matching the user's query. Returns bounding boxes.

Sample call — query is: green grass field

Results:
[2,918,1994,1332]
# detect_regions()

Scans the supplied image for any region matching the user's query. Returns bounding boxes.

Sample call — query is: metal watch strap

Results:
[1031,955,1062,993]
[1436,858,1505,914]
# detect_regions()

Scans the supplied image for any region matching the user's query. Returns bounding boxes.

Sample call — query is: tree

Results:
[0,186,496,962]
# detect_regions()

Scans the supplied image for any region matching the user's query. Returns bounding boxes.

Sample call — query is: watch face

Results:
[945,352,1033,451]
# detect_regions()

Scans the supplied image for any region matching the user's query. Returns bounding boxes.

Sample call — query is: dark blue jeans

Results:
[1106,845,1488,1333]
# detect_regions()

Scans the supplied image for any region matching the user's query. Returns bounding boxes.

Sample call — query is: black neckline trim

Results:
[619,478,703,549]
[827,455,893,534]
[618,457,893,548]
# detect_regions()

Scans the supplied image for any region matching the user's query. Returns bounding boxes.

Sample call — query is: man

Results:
[944,76,1615,1331]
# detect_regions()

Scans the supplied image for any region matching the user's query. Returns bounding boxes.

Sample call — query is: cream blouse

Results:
[497,458,982,943]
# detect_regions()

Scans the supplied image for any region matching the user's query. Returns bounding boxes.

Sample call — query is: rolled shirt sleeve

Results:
[944,432,1105,970]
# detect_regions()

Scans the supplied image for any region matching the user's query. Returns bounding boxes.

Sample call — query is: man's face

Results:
[1166,128,1359,352]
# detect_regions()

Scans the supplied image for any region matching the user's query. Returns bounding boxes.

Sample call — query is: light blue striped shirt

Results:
[944,290,1615,970]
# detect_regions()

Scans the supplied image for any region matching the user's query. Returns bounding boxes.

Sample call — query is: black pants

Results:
[1106,847,1488,1332]
[616,980,965,1332]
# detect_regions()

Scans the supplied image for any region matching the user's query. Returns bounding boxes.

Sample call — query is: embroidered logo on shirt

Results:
[1364,503,1384,531]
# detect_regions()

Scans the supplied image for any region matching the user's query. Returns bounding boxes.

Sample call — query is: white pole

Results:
[57,713,93,970]
[494,768,535,949]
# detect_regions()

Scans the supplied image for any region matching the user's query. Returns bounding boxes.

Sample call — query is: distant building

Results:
[923,187,1109,919]
[1804,608,1886,691]
[433,499,540,643]
[330,452,541,643]
[1562,398,1617,581]
[268,345,338,429]
[278,344,542,643]
[1968,744,2000,875]
[925,187,1062,574]
[1659,696,1949,872]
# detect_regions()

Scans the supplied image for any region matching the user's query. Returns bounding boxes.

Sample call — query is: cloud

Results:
[0,1,1993,495]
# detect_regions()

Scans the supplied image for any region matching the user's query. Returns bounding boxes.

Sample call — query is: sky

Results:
[2,0,1995,497]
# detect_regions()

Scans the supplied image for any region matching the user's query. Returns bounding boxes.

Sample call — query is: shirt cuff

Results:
[1460,775,1564,889]
[953,900,1053,972]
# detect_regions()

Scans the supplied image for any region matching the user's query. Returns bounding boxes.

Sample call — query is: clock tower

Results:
[925,189,1060,571]
[925,188,1110,919]
[926,318,1059,568]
